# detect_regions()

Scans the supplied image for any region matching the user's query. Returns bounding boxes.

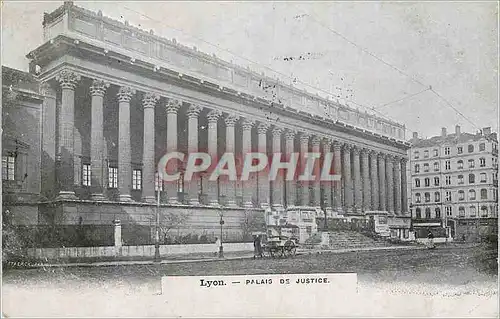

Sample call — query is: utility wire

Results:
[304,12,481,131]
[120,5,390,119]
[375,87,431,110]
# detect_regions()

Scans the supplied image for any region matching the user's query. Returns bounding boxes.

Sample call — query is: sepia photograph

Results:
[1,1,498,317]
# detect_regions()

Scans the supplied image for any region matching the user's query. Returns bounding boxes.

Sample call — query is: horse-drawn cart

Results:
[261,224,299,258]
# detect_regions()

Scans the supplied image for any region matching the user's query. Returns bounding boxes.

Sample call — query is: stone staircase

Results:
[327,231,393,250]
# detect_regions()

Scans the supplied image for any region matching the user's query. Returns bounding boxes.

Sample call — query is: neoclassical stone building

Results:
[4,2,411,243]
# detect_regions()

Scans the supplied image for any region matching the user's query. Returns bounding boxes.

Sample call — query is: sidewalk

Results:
[5,245,427,269]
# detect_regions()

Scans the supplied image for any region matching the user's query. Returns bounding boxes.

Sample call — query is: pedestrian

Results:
[214,237,221,257]
[256,235,263,258]
[427,231,435,249]
[253,235,259,259]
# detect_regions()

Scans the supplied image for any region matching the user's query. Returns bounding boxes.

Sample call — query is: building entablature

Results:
[27,42,409,157]
[33,1,407,142]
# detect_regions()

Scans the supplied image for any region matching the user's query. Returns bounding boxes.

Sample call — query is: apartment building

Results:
[409,125,498,241]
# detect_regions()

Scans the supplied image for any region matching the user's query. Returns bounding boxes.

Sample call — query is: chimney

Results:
[483,127,492,135]
[412,132,418,139]
[441,127,447,137]
[455,125,461,137]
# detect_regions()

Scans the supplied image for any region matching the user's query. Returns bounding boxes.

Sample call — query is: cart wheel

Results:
[279,247,286,258]
[270,248,276,258]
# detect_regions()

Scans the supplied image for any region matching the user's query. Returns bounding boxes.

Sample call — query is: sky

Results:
[1,1,498,140]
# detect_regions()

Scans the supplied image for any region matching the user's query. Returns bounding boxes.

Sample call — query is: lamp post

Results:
[154,186,160,262]
[219,209,224,258]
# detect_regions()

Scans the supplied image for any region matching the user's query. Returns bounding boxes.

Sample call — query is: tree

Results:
[151,210,190,244]
[240,210,265,242]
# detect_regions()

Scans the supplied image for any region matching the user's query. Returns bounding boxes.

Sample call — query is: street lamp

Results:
[154,185,161,262]
[219,210,225,258]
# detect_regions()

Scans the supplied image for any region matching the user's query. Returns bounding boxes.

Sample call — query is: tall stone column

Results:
[186,104,202,205]
[393,156,402,215]
[378,153,387,211]
[322,138,333,209]
[207,110,222,206]
[353,146,362,212]
[361,148,371,212]
[89,79,109,201]
[165,98,181,204]
[333,141,342,211]
[386,155,394,214]
[224,114,240,207]
[401,158,408,214]
[117,86,135,202]
[141,92,159,203]
[257,123,270,208]
[370,151,379,210]
[342,144,353,212]
[311,136,321,207]
[55,69,80,199]
[285,129,296,207]
[299,133,310,206]
[271,127,284,208]
[241,119,255,208]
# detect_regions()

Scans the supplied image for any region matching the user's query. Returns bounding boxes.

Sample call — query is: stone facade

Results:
[3,2,411,244]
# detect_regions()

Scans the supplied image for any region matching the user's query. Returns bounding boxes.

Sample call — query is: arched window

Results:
[415,208,422,219]
[425,178,430,187]
[458,175,464,184]
[458,206,465,217]
[481,206,488,217]
[481,189,488,199]
[469,206,476,217]
[434,192,440,202]
[424,192,430,202]
[468,189,476,200]
[457,160,463,169]
[425,208,431,219]
[479,143,485,151]
[415,193,421,203]
[434,162,439,171]
[435,207,441,218]
[468,144,474,153]
[469,173,475,184]
[415,178,420,187]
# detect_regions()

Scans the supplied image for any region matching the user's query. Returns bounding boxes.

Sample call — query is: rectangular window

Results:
[458,191,465,201]
[444,147,450,155]
[423,163,429,172]
[445,191,451,202]
[132,169,142,190]
[424,150,429,158]
[425,178,430,187]
[414,151,420,159]
[434,177,440,186]
[479,143,485,151]
[457,146,463,154]
[414,164,420,173]
[2,155,15,181]
[480,173,487,183]
[445,160,451,170]
[433,149,439,157]
[445,176,451,185]
[445,206,452,216]
[82,164,91,186]
[468,159,475,168]
[108,166,118,188]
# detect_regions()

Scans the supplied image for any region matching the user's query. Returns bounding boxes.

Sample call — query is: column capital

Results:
[299,133,310,144]
[368,149,378,157]
[142,92,159,109]
[257,122,270,134]
[392,155,401,163]
[352,146,361,155]
[333,141,342,151]
[56,69,80,90]
[187,104,203,118]
[322,137,333,146]
[117,86,136,103]
[207,109,222,123]
[377,152,386,160]
[242,118,255,130]
[285,129,296,141]
[165,98,182,114]
[360,148,370,157]
[311,136,321,147]
[90,79,110,97]
[342,143,352,151]
[400,157,408,165]
[272,126,284,137]
[386,154,394,162]
[224,114,240,127]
